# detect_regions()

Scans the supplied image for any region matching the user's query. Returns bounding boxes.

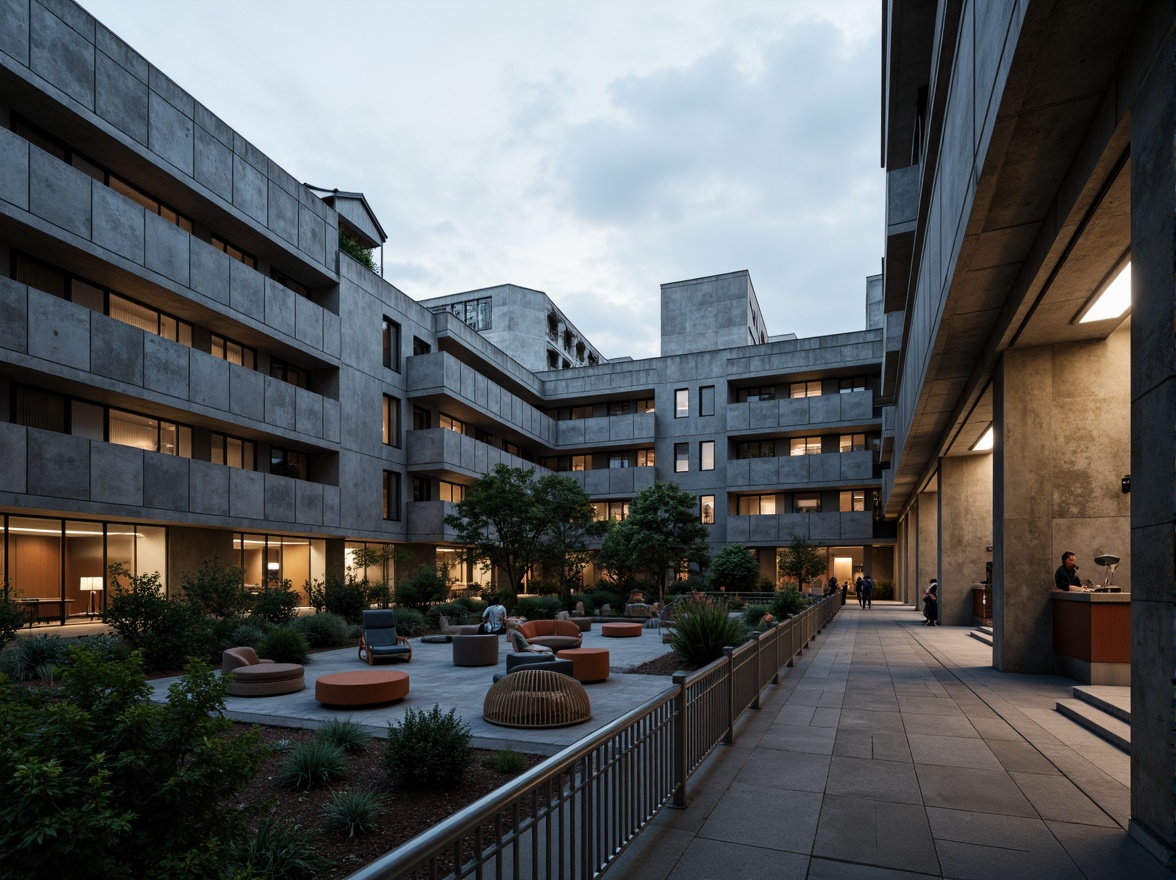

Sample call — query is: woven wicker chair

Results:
[358,609,412,665]
[483,668,591,728]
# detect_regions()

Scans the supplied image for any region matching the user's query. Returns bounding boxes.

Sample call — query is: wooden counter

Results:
[1052,590,1130,685]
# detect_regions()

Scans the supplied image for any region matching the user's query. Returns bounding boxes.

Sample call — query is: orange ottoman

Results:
[601,622,643,638]
[557,648,610,683]
[315,670,409,707]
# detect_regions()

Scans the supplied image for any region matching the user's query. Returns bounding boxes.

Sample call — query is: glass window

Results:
[840,490,867,512]
[211,234,256,268]
[736,440,776,459]
[700,440,715,471]
[270,448,307,480]
[737,494,776,516]
[270,359,308,389]
[608,401,630,417]
[636,398,655,413]
[413,407,431,431]
[383,395,400,447]
[571,455,588,472]
[382,317,401,371]
[502,440,522,458]
[636,448,655,467]
[438,480,465,503]
[674,442,689,473]
[790,437,823,456]
[790,381,822,398]
[412,477,431,502]
[839,433,867,453]
[71,400,104,441]
[699,385,715,417]
[737,387,775,403]
[794,494,821,513]
[212,433,256,471]
[839,377,867,393]
[413,337,431,355]
[700,495,715,524]
[674,389,689,418]
[211,334,256,370]
[609,453,629,469]
[384,471,401,521]
[439,414,466,434]
[570,405,593,420]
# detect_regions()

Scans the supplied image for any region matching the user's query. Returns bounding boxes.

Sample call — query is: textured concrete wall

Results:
[168,526,234,594]
[661,271,760,356]
[993,332,1131,673]
[938,454,993,625]
[916,491,938,604]
[1128,17,1176,851]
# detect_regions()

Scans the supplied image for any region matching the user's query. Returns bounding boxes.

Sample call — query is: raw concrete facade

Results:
[879,0,1174,858]
[0,1,891,612]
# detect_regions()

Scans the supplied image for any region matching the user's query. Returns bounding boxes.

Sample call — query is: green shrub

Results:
[1,646,265,878]
[251,581,299,625]
[305,577,327,614]
[395,564,448,613]
[230,816,330,879]
[258,626,309,665]
[756,576,777,592]
[315,572,367,624]
[136,600,212,671]
[180,561,250,619]
[668,601,750,668]
[367,582,393,609]
[512,596,561,620]
[323,787,383,838]
[566,592,596,614]
[531,580,562,596]
[101,564,168,650]
[393,607,427,637]
[0,579,26,652]
[291,612,350,648]
[230,620,270,649]
[743,605,773,627]
[588,589,621,612]
[278,739,348,790]
[770,586,806,619]
[426,602,475,628]
[484,749,526,774]
[384,705,472,790]
[314,717,370,753]
[707,544,761,593]
[0,634,71,682]
[726,595,746,610]
[452,595,487,616]
[873,579,895,600]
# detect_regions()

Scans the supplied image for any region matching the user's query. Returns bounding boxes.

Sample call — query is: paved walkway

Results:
[606,602,1167,880]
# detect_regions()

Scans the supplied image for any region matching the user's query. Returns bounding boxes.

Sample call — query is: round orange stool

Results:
[315,670,409,707]
[601,622,643,638]
[557,648,610,683]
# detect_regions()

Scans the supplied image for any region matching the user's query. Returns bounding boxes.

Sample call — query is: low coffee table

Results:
[556,647,610,683]
[315,670,410,708]
[601,622,643,638]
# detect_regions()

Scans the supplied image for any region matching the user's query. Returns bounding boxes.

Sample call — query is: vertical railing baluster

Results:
[723,646,735,745]
[671,671,688,807]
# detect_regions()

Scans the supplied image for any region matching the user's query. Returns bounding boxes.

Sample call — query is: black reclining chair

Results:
[358,609,413,665]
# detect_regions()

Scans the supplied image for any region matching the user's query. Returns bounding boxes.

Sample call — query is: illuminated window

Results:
[839,433,866,453]
[439,481,466,503]
[211,334,256,370]
[790,437,823,456]
[439,413,466,435]
[674,389,689,418]
[383,395,400,447]
[636,448,655,467]
[840,490,867,512]
[700,495,715,524]
[210,234,256,269]
[382,317,401,371]
[700,440,715,471]
[737,494,776,516]
[211,433,255,470]
[790,381,822,398]
[794,494,821,513]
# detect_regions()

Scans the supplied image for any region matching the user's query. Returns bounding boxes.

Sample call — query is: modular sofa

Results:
[514,619,583,650]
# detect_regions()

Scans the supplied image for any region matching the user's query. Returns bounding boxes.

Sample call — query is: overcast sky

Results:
[78,1,883,361]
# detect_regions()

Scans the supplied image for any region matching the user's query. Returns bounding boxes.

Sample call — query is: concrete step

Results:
[968,629,993,646]
[1055,698,1131,754]
[1072,685,1130,723]
[977,625,993,636]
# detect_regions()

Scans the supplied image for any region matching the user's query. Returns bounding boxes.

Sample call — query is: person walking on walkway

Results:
[860,574,874,609]
[856,576,865,607]
[922,580,939,625]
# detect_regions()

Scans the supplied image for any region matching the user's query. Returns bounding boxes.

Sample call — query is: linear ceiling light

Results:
[1079,262,1131,323]
[971,425,994,452]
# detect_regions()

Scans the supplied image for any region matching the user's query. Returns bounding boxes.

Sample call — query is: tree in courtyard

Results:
[533,473,606,595]
[778,535,826,589]
[605,481,711,603]
[707,543,761,593]
[445,465,597,603]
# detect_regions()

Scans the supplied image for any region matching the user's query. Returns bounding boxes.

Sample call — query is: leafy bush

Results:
[305,577,327,614]
[485,749,526,774]
[395,564,448,613]
[258,626,309,665]
[74,633,127,663]
[0,579,26,652]
[0,633,71,682]
[0,646,265,878]
[279,739,348,790]
[230,816,330,880]
[252,581,299,625]
[668,600,750,668]
[756,577,777,592]
[291,613,350,649]
[180,561,250,619]
[309,572,368,624]
[873,579,895,600]
[588,589,621,612]
[743,605,774,628]
[101,565,168,650]
[451,595,487,616]
[531,580,562,596]
[707,544,761,593]
[770,586,806,619]
[384,705,473,790]
[367,582,393,609]
[726,595,746,610]
[314,717,370,753]
[512,595,562,620]
[565,592,596,614]
[323,787,383,838]
[426,602,476,628]
[393,608,427,637]
[230,620,270,650]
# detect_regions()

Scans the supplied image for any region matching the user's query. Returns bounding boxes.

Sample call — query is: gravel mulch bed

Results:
[624,650,694,676]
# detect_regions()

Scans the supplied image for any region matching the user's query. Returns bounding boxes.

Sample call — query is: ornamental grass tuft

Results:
[323,786,384,837]
[313,717,370,754]
[668,599,750,668]
[278,739,348,790]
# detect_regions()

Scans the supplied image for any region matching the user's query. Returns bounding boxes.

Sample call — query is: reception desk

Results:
[1052,590,1130,685]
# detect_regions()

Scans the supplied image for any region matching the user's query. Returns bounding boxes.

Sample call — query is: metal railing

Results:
[347,595,841,880]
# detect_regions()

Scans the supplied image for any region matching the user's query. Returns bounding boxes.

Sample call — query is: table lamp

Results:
[80,576,103,618]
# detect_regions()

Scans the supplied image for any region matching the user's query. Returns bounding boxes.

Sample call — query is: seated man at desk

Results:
[1054,551,1087,591]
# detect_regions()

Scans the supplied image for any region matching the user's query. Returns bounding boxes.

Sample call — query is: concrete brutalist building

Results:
[0,0,891,619]
[879,0,1175,860]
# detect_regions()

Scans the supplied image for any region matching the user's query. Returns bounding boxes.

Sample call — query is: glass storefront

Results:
[1,515,168,621]
[235,533,328,604]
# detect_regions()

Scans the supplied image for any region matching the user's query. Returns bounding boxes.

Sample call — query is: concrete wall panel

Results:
[95,51,148,144]
[30,1,94,110]
[264,376,296,430]
[189,460,229,515]
[231,468,266,520]
[143,333,189,398]
[143,211,189,286]
[143,453,189,511]
[28,290,89,370]
[229,363,265,420]
[92,184,145,263]
[91,442,143,506]
[0,0,30,66]
[27,429,89,499]
[0,279,29,353]
[229,252,265,317]
[264,277,296,337]
[189,235,231,305]
[0,127,30,210]
[0,423,28,493]
[193,125,233,201]
[90,312,143,385]
[189,351,229,410]
[29,148,91,237]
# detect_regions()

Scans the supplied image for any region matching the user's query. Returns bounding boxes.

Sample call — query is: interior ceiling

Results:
[885,0,1143,517]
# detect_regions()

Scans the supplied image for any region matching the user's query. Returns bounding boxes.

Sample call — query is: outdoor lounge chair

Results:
[358,609,413,665]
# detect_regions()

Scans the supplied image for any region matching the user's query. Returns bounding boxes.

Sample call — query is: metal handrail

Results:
[347,594,842,880]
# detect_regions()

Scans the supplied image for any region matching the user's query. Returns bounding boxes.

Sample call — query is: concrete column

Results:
[938,455,993,626]
[1128,15,1176,854]
[916,490,938,600]
[993,331,1131,674]
[167,526,233,595]
[902,505,918,603]
[324,538,346,580]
